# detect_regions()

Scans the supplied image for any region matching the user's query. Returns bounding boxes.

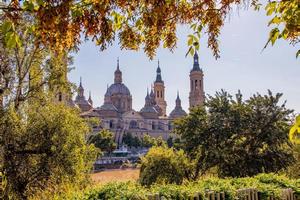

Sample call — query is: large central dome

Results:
[105,83,131,96]
[101,59,133,114]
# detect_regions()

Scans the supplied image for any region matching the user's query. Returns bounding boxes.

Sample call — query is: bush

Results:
[139,146,191,186]
[79,174,300,200]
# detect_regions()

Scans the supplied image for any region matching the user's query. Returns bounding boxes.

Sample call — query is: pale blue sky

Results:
[69,8,299,114]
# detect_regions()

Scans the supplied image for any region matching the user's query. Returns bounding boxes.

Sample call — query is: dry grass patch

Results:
[91,169,140,184]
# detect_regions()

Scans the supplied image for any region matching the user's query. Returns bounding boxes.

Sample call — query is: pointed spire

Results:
[191,51,201,72]
[176,91,181,107]
[157,60,161,73]
[117,57,120,70]
[79,76,82,87]
[155,60,163,83]
[114,57,122,83]
[176,90,180,100]
[170,90,187,119]
[78,77,84,97]
[88,91,93,105]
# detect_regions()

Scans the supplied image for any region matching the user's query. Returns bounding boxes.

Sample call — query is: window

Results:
[161,91,163,98]
[158,122,163,130]
[152,121,155,130]
[191,80,194,91]
[109,120,114,128]
[195,80,198,89]
[168,122,172,130]
[129,120,138,129]
[157,91,159,98]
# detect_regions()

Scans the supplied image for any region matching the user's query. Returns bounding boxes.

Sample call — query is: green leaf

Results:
[1,21,12,33]
[187,35,193,46]
[268,16,281,26]
[189,48,194,56]
[266,1,276,16]
[296,50,300,59]
[23,1,35,11]
[6,32,17,48]
[270,28,280,45]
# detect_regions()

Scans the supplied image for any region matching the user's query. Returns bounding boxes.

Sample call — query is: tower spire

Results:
[117,57,120,70]
[114,58,122,83]
[191,51,201,72]
[78,77,84,97]
[155,60,163,83]
[189,50,205,108]
[176,90,181,107]
[88,91,93,106]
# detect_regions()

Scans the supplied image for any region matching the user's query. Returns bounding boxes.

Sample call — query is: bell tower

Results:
[189,51,205,108]
[154,60,167,116]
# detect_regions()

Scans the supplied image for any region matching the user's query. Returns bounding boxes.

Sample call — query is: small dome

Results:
[140,106,159,114]
[169,108,187,119]
[105,83,131,96]
[99,102,118,111]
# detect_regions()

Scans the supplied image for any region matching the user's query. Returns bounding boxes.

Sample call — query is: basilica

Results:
[73,52,205,144]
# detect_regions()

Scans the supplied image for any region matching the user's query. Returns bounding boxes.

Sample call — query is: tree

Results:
[122,132,134,148]
[2,0,297,59]
[0,14,97,199]
[88,129,116,154]
[0,102,97,199]
[141,135,167,148]
[139,146,191,186]
[174,90,295,179]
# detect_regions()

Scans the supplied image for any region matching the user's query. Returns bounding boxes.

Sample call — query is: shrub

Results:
[139,146,191,186]
[79,173,299,200]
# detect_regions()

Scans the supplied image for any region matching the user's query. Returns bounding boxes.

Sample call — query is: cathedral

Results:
[74,52,205,144]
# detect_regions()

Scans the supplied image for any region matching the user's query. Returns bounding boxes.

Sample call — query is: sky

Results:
[69,7,299,115]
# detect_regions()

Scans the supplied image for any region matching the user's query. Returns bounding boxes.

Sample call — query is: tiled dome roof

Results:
[169,108,187,119]
[105,83,131,96]
[99,102,118,111]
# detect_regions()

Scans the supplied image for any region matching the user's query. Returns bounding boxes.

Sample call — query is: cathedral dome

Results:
[105,83,131,96]
[169,108,187,119]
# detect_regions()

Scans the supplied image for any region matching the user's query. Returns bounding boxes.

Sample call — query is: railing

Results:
[146,188,299,200]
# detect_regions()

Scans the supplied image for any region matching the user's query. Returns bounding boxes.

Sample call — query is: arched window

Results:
[195,80,198,89]
[129,120,138,129]
[152,121,155,130]
[109,120,114,129]
[191,80,194,91]
[158,122,163,130]
[157,91,159,98]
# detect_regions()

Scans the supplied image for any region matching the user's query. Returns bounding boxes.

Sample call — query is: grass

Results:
[90,169,140,184]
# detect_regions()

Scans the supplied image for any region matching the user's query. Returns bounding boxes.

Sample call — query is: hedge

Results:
[75,173,299,200]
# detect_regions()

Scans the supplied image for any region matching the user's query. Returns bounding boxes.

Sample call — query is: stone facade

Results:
[75,53,204,144]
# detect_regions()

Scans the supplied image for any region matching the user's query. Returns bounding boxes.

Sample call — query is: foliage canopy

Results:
[1,0,298,58]
[88,129,116,154]
[175,90,295,179]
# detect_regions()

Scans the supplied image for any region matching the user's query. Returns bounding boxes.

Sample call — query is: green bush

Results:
[139,146,191,186]
[78,174,299,200]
